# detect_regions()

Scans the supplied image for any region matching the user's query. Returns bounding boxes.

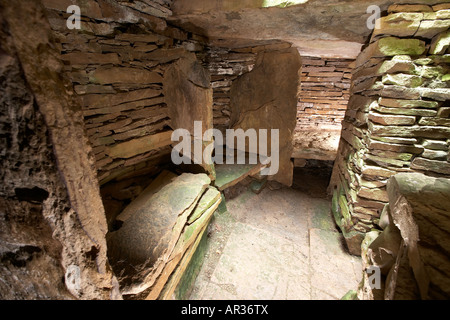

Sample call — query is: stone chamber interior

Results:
[0,0,450,300]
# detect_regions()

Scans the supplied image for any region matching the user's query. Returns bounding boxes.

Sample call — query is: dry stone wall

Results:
[329,3,450,255]
[42,0,207,186]
[293,56,353,161]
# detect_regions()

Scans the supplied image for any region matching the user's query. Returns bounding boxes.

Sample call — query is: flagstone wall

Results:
[329,2,450,255]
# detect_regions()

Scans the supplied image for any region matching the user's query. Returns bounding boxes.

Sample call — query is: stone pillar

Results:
[229,46,302,186]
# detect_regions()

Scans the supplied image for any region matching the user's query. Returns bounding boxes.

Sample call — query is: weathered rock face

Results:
[0,0,120,299]
[358,173,450,300]
[0,32,71,301]
[229,47,301,186]
[329,3,450,256]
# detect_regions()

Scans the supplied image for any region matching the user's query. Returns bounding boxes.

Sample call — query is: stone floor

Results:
[188,168,362,300]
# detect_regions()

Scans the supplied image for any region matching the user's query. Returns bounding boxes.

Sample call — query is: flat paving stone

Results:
[189,177,362,300]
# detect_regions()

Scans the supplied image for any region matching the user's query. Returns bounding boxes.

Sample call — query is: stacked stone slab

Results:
[42,0,207,185]
[293,56,353,161]
[329,3,450,255]
[199,47,256,134]
[297,56,352,127]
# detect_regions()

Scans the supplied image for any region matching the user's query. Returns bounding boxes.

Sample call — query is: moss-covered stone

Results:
[418,65,447,79]
[339,194,353,229]
[173,225,209,300]
[378,97,439,109]
[422,149,448,161]
[430,31,450,55]
[378,58,416,74]
[422,139,448,151]
[371,13,422,39]
[418,117,450,127]
[414,57,434,65]
[372,104,437,117]
[377,37,426,56]
[369,111,416,126]
[415,19,450,39]
[411,157,450,175]
[341,290,358,300]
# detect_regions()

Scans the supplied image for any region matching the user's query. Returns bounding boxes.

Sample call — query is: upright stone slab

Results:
[229,47,301,186]
[163,53,215,179]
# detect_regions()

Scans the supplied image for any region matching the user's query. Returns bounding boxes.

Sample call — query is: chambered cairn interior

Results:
[1,0,450,300]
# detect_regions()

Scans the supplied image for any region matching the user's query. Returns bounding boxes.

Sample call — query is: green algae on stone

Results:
[341,290,358,300]
[377,37,426,56]
[187,186,221,224]
[173,227,209,300]
[382,73,423,88]
[214,162,263,191]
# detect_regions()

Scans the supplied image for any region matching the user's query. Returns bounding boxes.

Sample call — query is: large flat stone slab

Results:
[309,228,363,300]
[229,48,301,186]
[107,173,211,295]
[205,222,311,300]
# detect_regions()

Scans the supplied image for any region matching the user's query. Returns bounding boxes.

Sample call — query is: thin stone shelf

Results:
[213,146,268,191]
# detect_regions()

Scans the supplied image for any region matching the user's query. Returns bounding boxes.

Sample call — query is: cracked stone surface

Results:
[189,170,362,300]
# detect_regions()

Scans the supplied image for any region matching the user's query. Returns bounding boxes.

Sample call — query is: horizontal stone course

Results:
[329,11,450,257]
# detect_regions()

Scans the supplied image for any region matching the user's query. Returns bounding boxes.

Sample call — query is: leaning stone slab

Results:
[146,194,221,300]
[387,173,450,299]
[116,170,178,223]
[107,173,211,296]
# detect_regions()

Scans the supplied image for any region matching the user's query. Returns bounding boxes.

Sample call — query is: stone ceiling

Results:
[168,0,445,59]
